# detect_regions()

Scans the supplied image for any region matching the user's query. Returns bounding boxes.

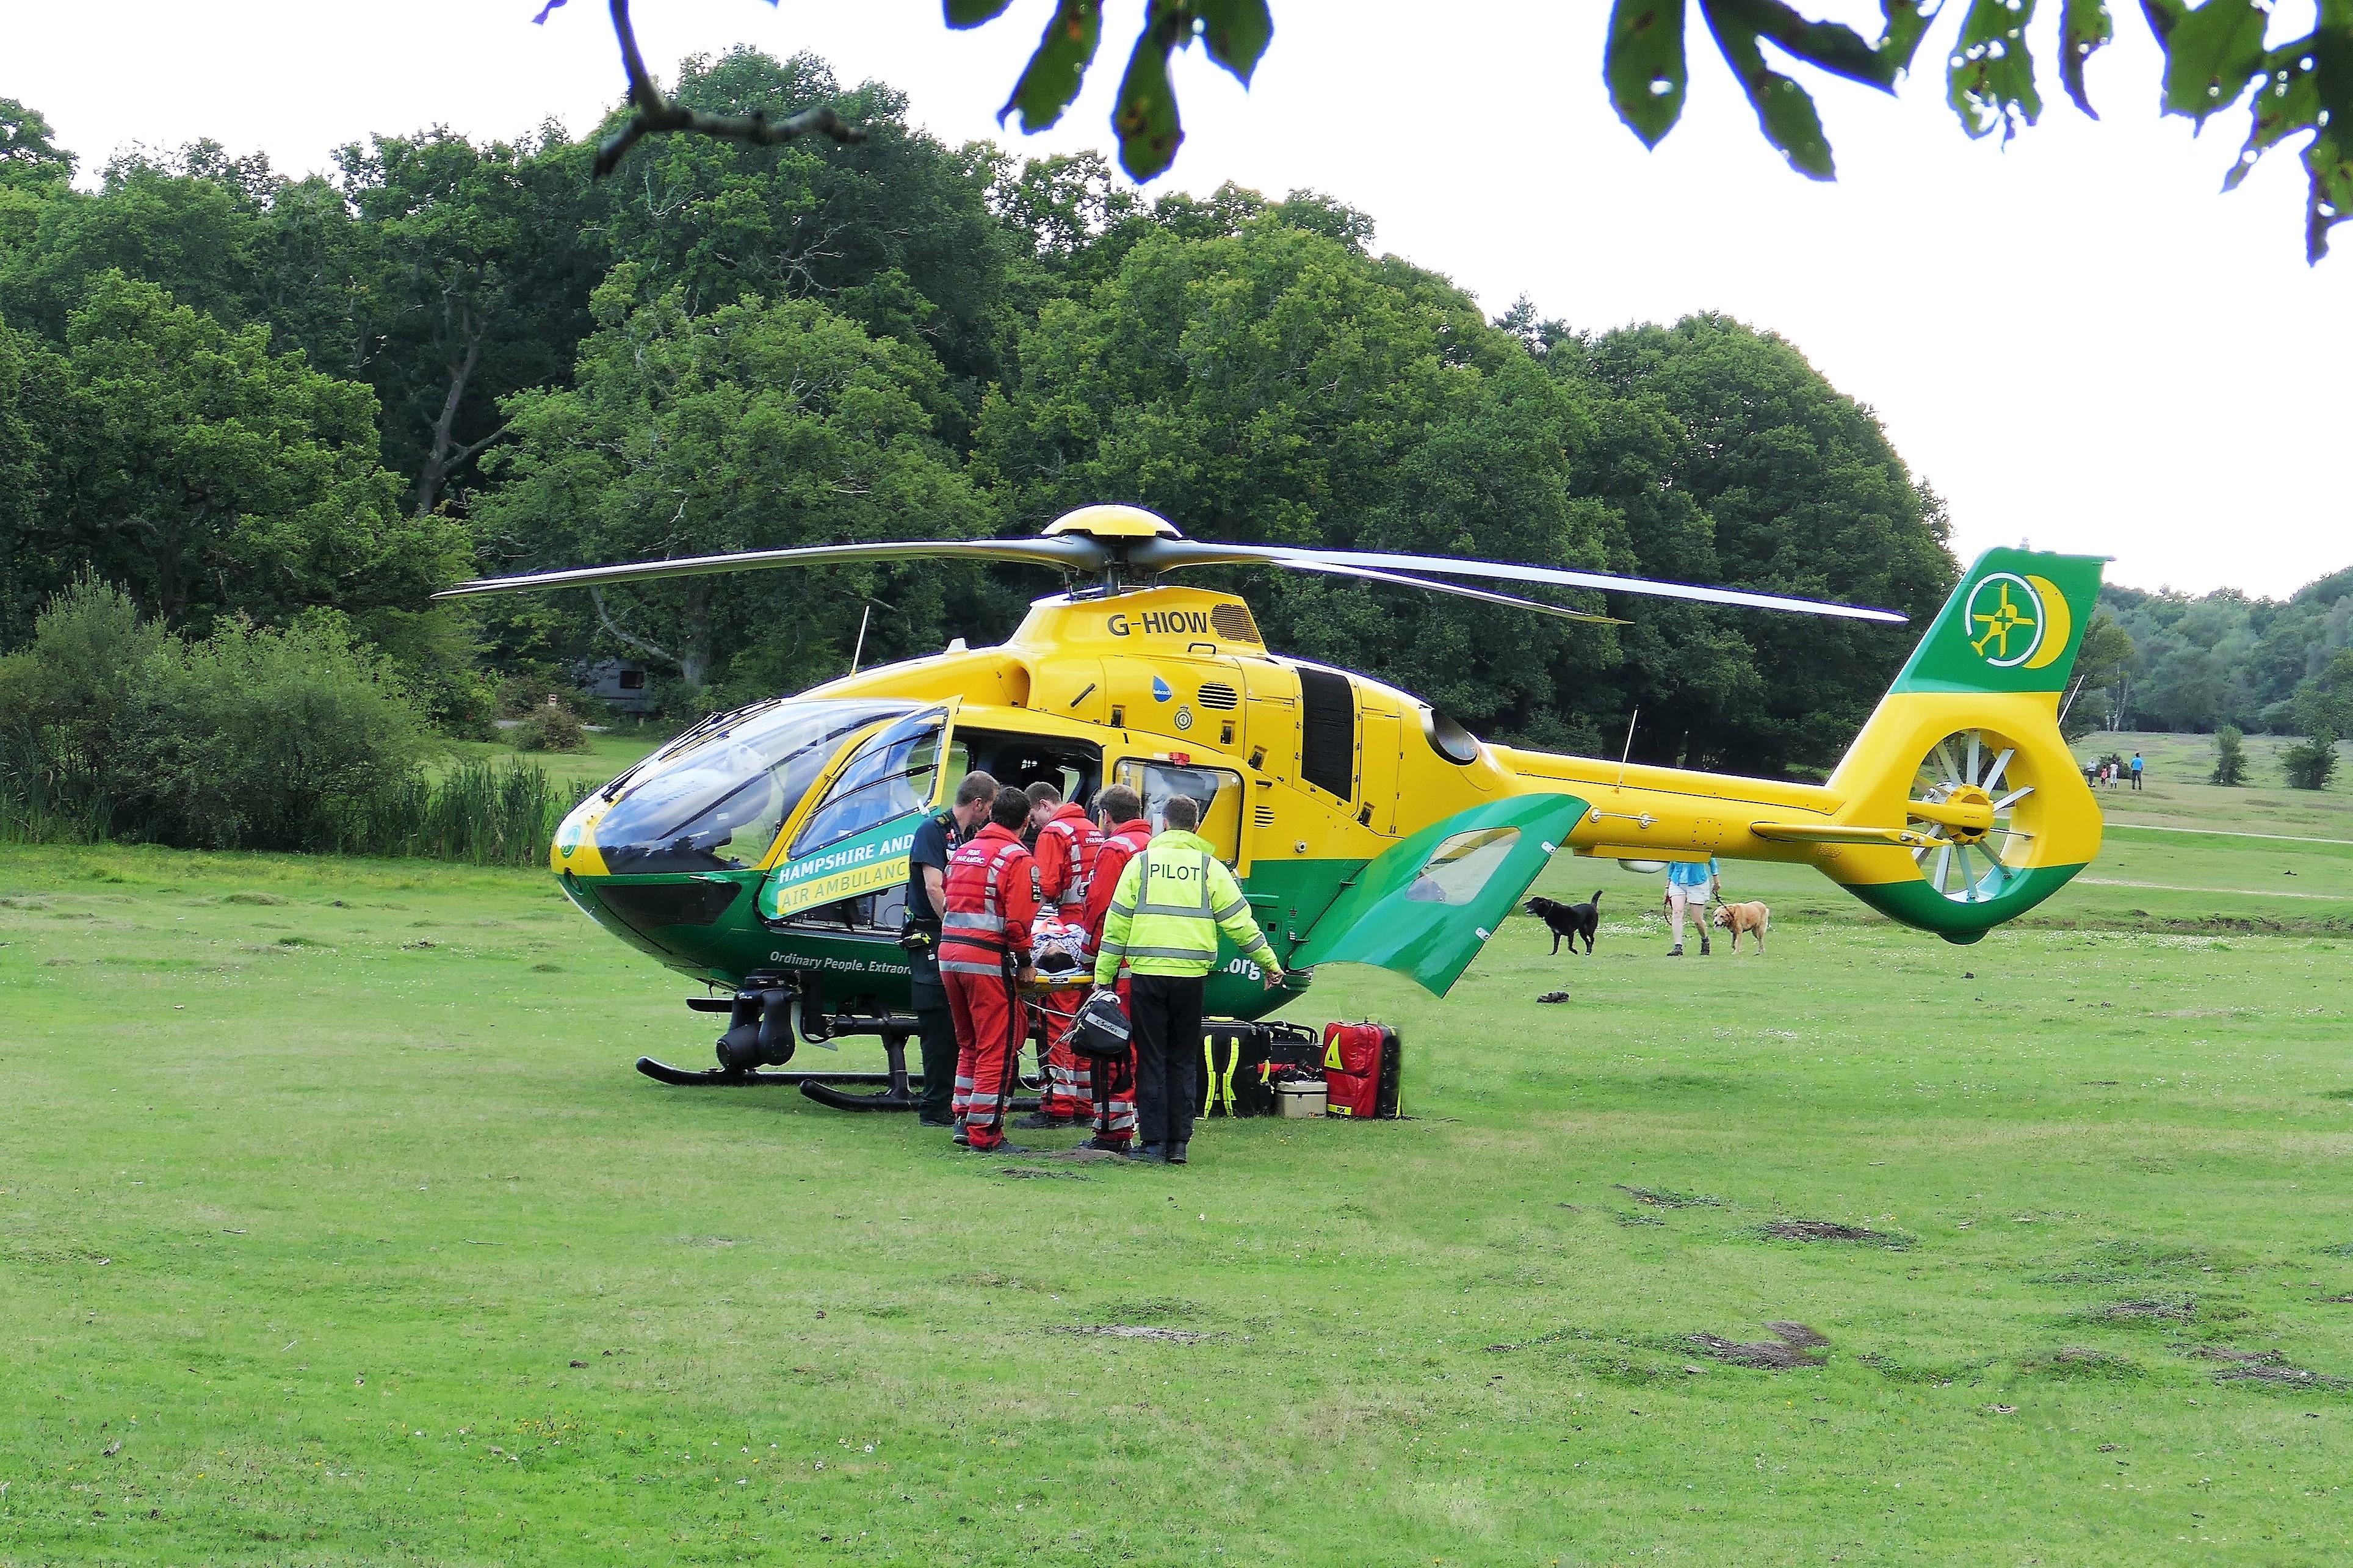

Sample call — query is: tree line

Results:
[2069,571,2353,739]
[1,47,1966,819]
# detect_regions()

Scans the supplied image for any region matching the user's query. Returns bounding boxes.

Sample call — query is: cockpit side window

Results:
[787,709,949,859]
[1115,759,1243,865]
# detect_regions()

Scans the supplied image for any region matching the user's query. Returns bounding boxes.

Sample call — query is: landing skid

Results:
[646,977,1049,1115]
[635,1058,904,1088]
[635,1056,1044,1115]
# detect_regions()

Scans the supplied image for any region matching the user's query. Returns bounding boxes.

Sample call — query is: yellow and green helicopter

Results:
[441,505,2105,1107]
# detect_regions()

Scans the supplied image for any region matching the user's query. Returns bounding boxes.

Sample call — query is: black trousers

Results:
[911,980,957,1122]
[1130,973,1204,1150]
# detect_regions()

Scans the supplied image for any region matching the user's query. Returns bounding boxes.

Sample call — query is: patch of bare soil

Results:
[1689,1322,1829,1370]
[1536,991,1570,1003]
[1762,1219,1912,1248]
[2019,1346,2144,1380]
[2100,1297,2196,1321]
[2187,1347,2343,1388]
[997,1167,1090,1180]
[1616,1185,1723,1209]
[1054,1325,1217,1343]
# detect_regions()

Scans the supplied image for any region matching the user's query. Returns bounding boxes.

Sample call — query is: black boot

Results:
[1165,1142,1188,1165]
[1700,933,1711,956]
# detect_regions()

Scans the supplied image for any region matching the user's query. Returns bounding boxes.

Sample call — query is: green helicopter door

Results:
[1287,793,1591,996]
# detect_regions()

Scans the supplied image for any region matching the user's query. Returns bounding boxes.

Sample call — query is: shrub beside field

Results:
[0,579,587,865]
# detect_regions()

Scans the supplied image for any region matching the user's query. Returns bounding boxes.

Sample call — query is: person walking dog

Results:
[1090,793,1281,1165]
[1666,855,1719,957]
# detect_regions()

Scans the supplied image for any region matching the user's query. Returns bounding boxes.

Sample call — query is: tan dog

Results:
[1712,900,1770,953]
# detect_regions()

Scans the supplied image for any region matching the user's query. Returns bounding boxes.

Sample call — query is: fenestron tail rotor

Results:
[1906,729,2039,904]
[435,504,1906,629]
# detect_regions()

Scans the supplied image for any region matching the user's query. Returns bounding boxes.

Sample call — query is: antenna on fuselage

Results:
[848,596,897,675]
[1616,708,1640,793]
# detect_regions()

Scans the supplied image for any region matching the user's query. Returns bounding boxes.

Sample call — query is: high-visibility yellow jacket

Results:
[1091,829,1282,985]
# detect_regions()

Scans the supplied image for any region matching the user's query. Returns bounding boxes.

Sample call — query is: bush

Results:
[509,703,590,753]
[2211,726,2247,786]
[494,670,600,722]
[0,577,425,850]
[2282,733,2340,791]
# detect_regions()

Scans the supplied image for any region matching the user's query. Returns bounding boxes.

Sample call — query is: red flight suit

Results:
[940,823,1038,1151]
[1033,802,1104,1122]
[1077,818,1153,1146]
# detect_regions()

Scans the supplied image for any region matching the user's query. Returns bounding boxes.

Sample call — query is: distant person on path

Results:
[906,771,998,1129]
[1091,792,1282,1165]
[1666,856,1720,957]
[2131,751,2144,790]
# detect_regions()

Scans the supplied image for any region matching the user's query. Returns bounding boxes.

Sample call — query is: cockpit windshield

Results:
[596,700,914,873]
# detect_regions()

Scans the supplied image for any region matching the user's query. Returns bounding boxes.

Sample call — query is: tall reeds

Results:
[342,759,593,866]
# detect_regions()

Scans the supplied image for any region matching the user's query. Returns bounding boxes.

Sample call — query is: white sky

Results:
[9,0,2347,598]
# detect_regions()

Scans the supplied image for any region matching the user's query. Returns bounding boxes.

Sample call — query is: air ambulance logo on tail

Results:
[1888,549,2102,698]
[1964,572,2075,670]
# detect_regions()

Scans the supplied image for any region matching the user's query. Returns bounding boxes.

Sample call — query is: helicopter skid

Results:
[634,1057,907,1088]
[636,1057,1044,1116]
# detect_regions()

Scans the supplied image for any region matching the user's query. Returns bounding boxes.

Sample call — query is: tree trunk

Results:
[412,290,500,518]
[676,581,712,691]
[590,582,714,694]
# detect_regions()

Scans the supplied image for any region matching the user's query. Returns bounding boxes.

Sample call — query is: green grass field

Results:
[433,727,663,792]
[5,757,2353,1566]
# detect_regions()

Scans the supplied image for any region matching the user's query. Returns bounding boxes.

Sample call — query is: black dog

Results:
[1526,892,1602,956]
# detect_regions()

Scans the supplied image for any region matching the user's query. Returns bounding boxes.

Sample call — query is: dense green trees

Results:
[2090,573,2353,736]
[977,206,1951,769]
[1559,314,1954,769]
[0,273,465,635]
[0,49,2183,784]
[476,267,987,701]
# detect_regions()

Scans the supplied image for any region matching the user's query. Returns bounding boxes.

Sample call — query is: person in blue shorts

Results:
[1666,856,1719,957]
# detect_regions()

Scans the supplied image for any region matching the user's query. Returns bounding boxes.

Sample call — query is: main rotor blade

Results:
[1132,539,1906,623]
[1259,557,1621,624]
[435,536,1106,599]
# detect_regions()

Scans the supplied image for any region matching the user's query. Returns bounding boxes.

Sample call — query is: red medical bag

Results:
[1321,1022,1403,1118]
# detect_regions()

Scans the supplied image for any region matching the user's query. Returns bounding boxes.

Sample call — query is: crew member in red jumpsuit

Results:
[1076,782,1151,1152]
[1021,781,1104,1127]
[939,787,1041,1152]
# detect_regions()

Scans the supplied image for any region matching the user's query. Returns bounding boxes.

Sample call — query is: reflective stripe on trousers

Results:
[945,965,1024,1150]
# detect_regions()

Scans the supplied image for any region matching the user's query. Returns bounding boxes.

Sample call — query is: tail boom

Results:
[1492,548,2106,945]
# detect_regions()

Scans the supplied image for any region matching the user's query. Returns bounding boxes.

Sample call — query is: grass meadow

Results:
[4,746,2352,1566]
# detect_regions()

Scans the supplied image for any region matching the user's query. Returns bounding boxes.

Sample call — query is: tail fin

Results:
[1885,548,2107,698]
[1815,549,2109,944]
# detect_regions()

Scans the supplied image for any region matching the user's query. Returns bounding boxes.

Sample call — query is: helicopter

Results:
[440,505,2105,1109]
